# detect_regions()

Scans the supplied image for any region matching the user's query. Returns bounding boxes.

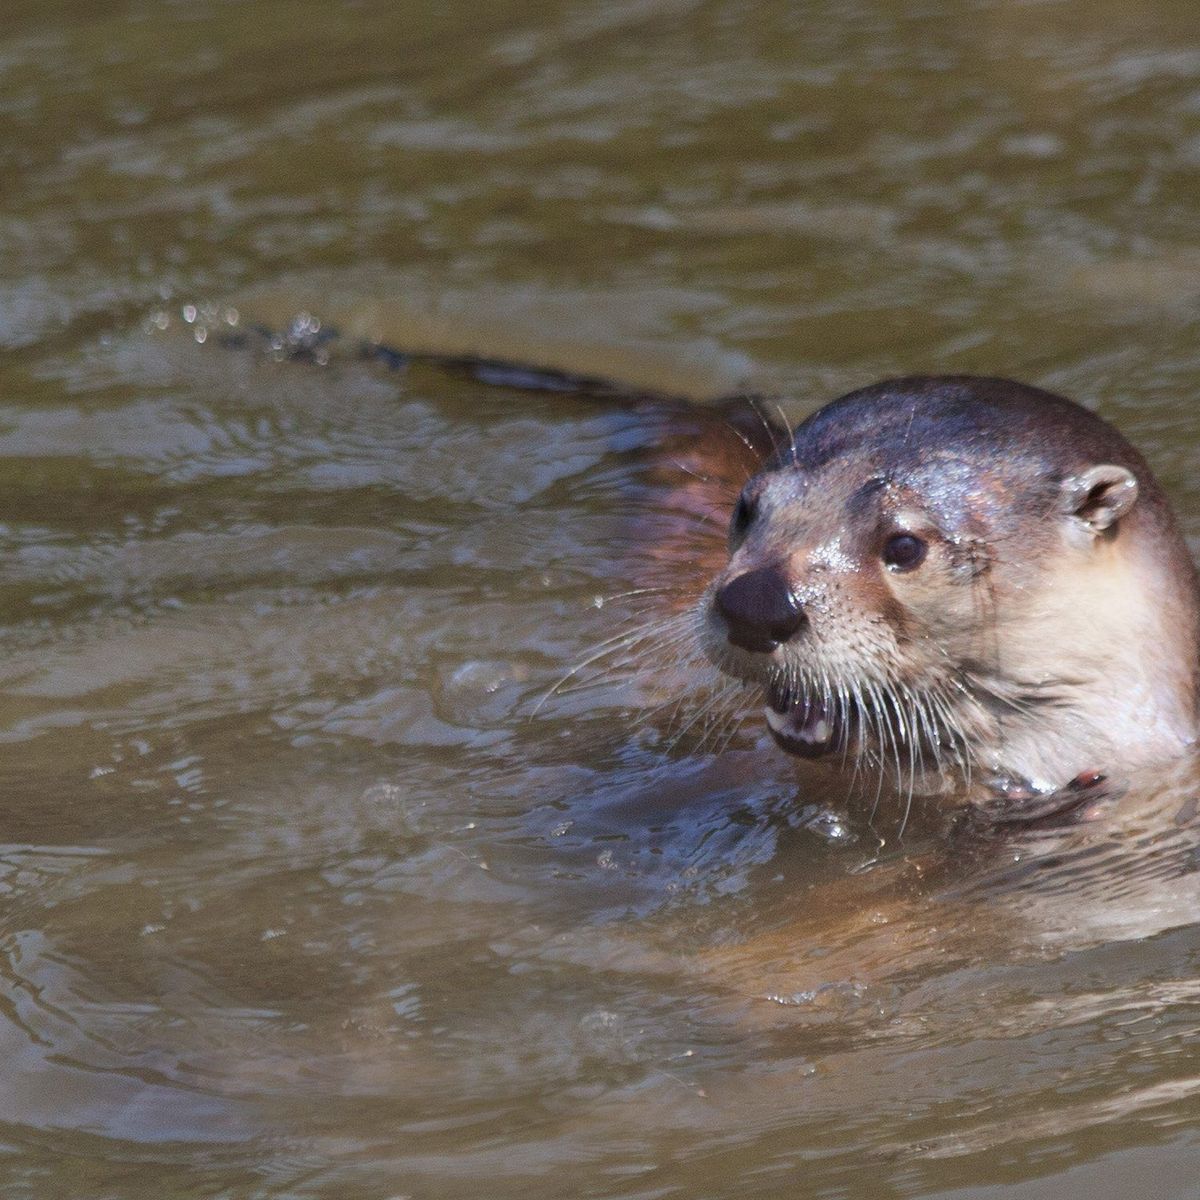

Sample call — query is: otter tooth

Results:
[764,706,832,744]
[764,706,789,735]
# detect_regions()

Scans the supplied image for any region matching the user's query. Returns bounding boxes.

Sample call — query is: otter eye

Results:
[730,493,756,539]
[882,533,927,572]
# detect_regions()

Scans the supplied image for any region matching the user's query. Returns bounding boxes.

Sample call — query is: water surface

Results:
[4,1,1200,1196]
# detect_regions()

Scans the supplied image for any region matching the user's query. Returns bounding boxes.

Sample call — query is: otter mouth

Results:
[763,685,846,759]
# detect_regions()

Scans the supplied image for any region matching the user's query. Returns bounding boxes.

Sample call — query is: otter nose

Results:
[714,566,806,653]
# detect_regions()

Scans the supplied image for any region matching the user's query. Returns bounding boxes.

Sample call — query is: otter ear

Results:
[1060,464,1139,534]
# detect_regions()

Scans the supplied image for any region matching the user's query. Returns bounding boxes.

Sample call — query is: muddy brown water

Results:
[5,0,1200,1196]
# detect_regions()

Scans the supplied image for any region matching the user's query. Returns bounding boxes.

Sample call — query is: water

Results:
[4,0,1200,1195]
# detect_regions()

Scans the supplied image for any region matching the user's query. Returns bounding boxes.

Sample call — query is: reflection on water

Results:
[5,0,1200,1195]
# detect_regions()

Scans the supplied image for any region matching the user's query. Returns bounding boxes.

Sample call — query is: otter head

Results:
[703,377,1200,794]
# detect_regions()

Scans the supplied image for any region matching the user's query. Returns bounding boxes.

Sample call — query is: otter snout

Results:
[714,565,806,653]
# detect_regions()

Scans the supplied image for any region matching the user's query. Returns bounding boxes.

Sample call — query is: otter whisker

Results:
[596,586,683,604]
[770,400,797,465]
[532,612,695,716]
[846,682,872,797]
[718,418,771,482]
[864,678,892,826]
[928,684,974,788]
[713,703,754,756]
[693,686,753,756]
[916,689,945,776]
[836,676,854,769]
[552,639,697,700]
[881,682,910,818]
[666,458,718,486]
[744,394,791,467]
[664,679,746,753]
[594,631,712,698]
[896,681,924,840]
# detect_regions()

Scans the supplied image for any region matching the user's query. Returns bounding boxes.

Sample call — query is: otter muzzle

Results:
[714,566,806,653]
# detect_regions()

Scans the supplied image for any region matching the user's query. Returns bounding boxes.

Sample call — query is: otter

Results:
[205,312,1198,800]
[701,376,1200,797]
